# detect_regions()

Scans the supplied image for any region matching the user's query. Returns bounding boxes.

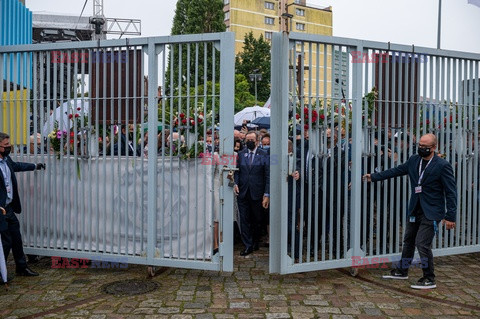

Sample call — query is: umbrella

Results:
[0,233,7,286]
[251,116,270,129]
[234,106,270,126]
[42,100,89,137]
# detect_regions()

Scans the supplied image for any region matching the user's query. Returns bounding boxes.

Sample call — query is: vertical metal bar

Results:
[350,43,363,263]
[271,32,289,274]
[219,32,235,271]
[147,38,159,264]
[185,43,191,260]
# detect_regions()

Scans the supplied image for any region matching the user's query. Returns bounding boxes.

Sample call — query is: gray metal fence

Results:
[270,32,480,274]
[0,32,235,271]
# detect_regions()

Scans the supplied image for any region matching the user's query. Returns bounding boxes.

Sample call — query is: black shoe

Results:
[411,277,436,289]
[16,266,39,277]
[382,269,408,280]
[240,247,253,256]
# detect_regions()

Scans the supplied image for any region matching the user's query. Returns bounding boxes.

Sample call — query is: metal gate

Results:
[0,32,235,271]
[270,32,480,274]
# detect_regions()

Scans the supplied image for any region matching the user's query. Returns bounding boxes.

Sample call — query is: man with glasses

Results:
[0,132,46,282]
[363,133,456,289]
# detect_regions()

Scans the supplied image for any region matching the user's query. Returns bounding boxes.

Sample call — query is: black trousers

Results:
[237,191,264,250]
[1,205,27,270]
[396,210,436,281]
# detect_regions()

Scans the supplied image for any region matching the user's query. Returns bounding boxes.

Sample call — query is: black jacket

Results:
[234,148,270,201]
[0,156,36,231]
[371,154,457,222]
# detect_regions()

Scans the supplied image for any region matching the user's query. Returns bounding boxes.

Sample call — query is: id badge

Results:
[415,186,422,193]
[409,216,416,223]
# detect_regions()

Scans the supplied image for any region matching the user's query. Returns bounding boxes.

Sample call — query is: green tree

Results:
[234,74,256,113]
[235,32,271,104]
[165,0,226,95]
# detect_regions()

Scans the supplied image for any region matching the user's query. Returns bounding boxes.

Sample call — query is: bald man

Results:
[363,133,456,290]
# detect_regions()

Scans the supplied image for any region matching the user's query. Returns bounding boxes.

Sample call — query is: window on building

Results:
[265,1,274,10]
[296,8,305,16]
[265,31,272,40]
[265,17,275,25]
[296,23,305,31]
[294,0,301,3]
[224,0,230,4]
[224,11,230,21]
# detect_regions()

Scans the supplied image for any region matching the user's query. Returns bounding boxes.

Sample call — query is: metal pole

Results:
[437,0,442,49]
[255,76,258,106]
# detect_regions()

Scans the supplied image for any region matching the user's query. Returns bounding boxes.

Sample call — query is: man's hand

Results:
[233,184,239,195]
[36,163,46,170]
[0,207,5,215]
[362,174,372,182]
[442,219,455,230]
[291,171,300,180]
[262,196,270,209]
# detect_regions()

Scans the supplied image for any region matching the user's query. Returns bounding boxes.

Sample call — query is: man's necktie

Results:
[248,152,254,166]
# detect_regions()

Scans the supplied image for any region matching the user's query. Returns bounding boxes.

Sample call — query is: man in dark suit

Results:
[363,133,456,290]
[234,131,270,256]
[0,132,46,282]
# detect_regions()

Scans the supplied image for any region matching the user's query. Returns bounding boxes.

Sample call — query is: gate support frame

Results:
[270,32,290,274]
[349,44,364,261]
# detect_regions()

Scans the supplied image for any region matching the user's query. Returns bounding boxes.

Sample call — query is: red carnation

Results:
[198,118,203,123]
[180,113,185,118]
[190,120,195,125]
[68,114,73,119]
[77,107,81,111]
[320,114,325,120]
[74,113,80,118]
[304,124,309,130]
[181,119,187,125]
[70,139,74,144]
[70,132,75,137]
[296,114,300,120]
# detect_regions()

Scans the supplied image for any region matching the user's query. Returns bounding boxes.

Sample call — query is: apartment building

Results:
[224,0,340,99]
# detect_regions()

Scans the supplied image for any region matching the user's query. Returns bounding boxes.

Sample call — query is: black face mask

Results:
[417,147,432,158]
[246,140,256,151]
[0,146,11,157]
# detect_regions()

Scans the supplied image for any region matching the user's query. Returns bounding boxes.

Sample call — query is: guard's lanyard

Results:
[418,158,433,185]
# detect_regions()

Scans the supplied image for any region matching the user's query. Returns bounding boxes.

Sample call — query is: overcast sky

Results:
[25,0,480,53]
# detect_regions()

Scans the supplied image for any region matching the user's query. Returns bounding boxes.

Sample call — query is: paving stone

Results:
[229,302,251,309]
[314,307,342,314]
[265,313,291,319]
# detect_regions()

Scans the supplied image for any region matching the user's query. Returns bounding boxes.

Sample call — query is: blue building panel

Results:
[1,0,32,88]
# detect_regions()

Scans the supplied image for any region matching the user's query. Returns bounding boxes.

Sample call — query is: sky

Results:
[25,0,480,53]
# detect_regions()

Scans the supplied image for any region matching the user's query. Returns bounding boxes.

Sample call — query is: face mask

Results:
[262,145,270,150]
[0,146,11,157]
[417,147,432,158]
[246,140,256,150]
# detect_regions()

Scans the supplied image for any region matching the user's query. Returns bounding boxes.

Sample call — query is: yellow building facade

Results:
[224,0,340,99]
[223,0,332,53]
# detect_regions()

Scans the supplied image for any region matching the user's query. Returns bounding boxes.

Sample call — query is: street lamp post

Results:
[249,69,262,106]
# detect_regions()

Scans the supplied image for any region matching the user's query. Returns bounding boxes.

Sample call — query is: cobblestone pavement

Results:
[1,247,480,318]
